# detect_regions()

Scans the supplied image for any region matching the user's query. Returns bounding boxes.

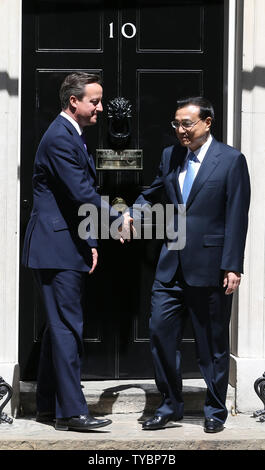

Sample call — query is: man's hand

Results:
[119,212,137,243]
[89,248,98,274]
[223,270,241,295]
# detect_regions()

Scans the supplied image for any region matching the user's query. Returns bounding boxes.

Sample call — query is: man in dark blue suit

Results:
[132,97,250,433]
[22,73,130,431]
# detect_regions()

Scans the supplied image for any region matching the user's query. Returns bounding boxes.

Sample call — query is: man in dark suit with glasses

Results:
[131,97,250,433]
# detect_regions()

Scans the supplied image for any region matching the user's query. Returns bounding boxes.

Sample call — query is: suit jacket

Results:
[133,137,251,286]
[22,114,121,271]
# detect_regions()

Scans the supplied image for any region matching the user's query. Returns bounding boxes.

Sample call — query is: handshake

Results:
[118,211,136,244]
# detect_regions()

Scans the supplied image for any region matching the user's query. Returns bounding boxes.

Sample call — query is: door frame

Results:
[223,0,242,148]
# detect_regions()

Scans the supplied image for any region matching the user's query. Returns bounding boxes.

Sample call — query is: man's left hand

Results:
[89,248,98,274]
[223,270,241,295]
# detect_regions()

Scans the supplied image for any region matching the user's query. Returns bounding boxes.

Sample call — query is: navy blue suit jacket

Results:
[133,138,251,286]
[22,114,121,271]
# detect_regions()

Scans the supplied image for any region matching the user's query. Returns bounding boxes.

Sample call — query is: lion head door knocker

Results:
[0,377,13,424]
[96,97,143,212]
[107,97,132,149]
[96,97,142,171]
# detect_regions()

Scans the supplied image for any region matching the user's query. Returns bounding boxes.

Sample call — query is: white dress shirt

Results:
[178,134,213,192]
[60,111,83,136]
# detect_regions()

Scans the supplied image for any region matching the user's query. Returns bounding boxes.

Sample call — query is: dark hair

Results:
[59,72,102,109]
[176,96,215,121]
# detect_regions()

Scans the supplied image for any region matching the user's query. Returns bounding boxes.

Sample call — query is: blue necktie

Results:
[80,133,87,152]
[81,133,93,164]
[182,152,197,204]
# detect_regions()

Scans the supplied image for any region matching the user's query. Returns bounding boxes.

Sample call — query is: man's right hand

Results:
[119,212,137,243]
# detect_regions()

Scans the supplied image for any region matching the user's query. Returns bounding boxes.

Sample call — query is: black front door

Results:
[20,0,225,380]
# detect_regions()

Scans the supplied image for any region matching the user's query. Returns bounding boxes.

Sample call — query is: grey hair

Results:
[59,72,102,109]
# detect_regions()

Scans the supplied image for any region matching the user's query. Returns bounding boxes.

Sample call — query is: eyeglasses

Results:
[171,119,202,130]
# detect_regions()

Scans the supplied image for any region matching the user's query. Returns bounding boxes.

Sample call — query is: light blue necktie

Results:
[182,152,197,204]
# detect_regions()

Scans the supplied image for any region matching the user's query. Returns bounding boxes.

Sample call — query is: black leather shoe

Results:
[142,414,183,430]
[55,414,112,431]
[204,418,224,433]
[36,412,55,424]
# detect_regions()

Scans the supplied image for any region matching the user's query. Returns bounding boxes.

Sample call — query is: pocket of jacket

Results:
[203,234,224,246]
[52,218,69,231]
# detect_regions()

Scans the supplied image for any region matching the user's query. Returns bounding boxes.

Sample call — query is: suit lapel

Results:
[57,115,97,177]
[185,138,222,209]
[168,168,183,205]
[74,132,97,178]
[85,150,97,178]
[166,145,186,206]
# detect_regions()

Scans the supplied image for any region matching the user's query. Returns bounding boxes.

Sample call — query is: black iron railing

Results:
[252,372,265,422]
[0,377,13,424]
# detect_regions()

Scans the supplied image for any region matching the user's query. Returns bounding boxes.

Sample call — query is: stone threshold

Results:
[19,379,236,417]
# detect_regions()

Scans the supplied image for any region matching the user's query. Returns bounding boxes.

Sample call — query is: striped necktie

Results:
[182,152,197,204]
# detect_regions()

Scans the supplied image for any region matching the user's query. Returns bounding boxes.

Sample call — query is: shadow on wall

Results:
[0,71,18,96]
[242,66,265,91]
